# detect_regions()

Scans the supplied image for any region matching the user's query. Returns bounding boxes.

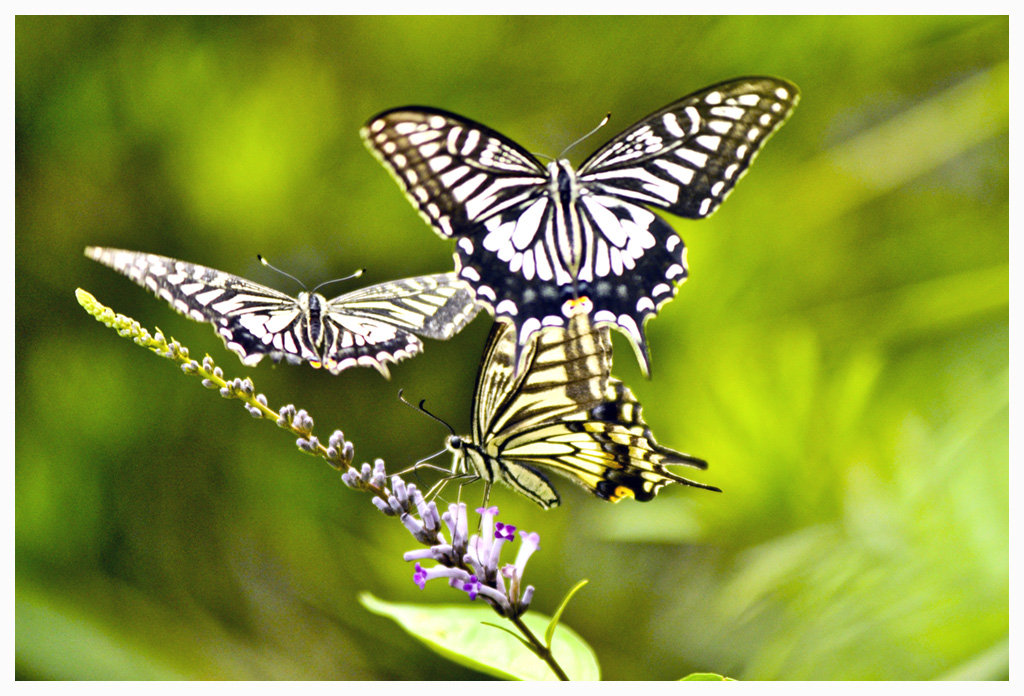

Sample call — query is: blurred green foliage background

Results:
[16,16,1007,680]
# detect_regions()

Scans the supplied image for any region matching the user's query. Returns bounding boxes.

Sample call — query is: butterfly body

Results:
[446,307,719,509]
[363,77,799,376]
[86,247,480,377]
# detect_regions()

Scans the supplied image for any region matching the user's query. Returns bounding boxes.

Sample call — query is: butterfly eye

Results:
[447,435,464,450]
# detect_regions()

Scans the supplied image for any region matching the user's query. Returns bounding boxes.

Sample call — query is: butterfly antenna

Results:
[258,254,364,294]
[397,389,457,437]
[559,112,611,160]
[311,268,365,294]
[258,254,309,291]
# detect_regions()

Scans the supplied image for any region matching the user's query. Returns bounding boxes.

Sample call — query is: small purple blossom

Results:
[495,522,516,541]
[413,563,429,590]
[401,504,540,618]
[460,575,482,600]
[451,574,511,606]
[412,562,472,590]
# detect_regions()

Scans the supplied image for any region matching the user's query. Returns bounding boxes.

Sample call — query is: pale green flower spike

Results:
[75,288,358,474]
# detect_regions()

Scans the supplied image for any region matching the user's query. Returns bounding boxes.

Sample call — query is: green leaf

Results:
[544,579,588,648]
[359,592,600,681]
[681,673,735,681]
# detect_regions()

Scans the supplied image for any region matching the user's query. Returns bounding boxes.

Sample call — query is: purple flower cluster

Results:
[370,475,538,618]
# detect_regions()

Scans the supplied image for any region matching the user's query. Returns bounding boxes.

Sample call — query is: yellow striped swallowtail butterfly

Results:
[445,299,719,508]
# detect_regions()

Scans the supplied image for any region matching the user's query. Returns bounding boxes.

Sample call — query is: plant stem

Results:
[510,614,569,681]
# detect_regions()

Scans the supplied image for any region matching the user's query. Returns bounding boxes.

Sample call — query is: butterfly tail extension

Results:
[626,335,653,380]
[589,309,654,380]
[366,355,394,380]
[588,380,720,500]
[596,459,721,503]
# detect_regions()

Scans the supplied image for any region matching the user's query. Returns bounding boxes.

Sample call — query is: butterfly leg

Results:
[422,469,480,505]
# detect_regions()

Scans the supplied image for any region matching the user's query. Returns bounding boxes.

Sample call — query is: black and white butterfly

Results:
[444,299,719,509]
[363,77,799,376]
[85,247,480,378]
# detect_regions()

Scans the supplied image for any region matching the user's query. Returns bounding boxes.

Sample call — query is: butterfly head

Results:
[445,433,481,474]
[445,433,466,453]
[444,433,507,506]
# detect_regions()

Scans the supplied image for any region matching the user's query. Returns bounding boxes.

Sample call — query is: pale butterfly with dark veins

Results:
[363,77,799,376]
[85,247,480,378]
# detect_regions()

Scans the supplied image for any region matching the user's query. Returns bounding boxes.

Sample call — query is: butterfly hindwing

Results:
[313,273,480,375]
[85,247,479,377]
[449,311,719,509]
[330,273,479,342]
[363,77,798,376]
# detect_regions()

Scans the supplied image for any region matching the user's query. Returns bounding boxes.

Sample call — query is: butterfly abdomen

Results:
[300,292,324,349]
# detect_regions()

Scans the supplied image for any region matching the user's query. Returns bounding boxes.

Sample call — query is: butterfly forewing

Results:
[86,247,478,377]
[363,77,798,377]
[362,108,548,236]
[472,316,611,446]
[579,77,800,218]
[453,313,719,509]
